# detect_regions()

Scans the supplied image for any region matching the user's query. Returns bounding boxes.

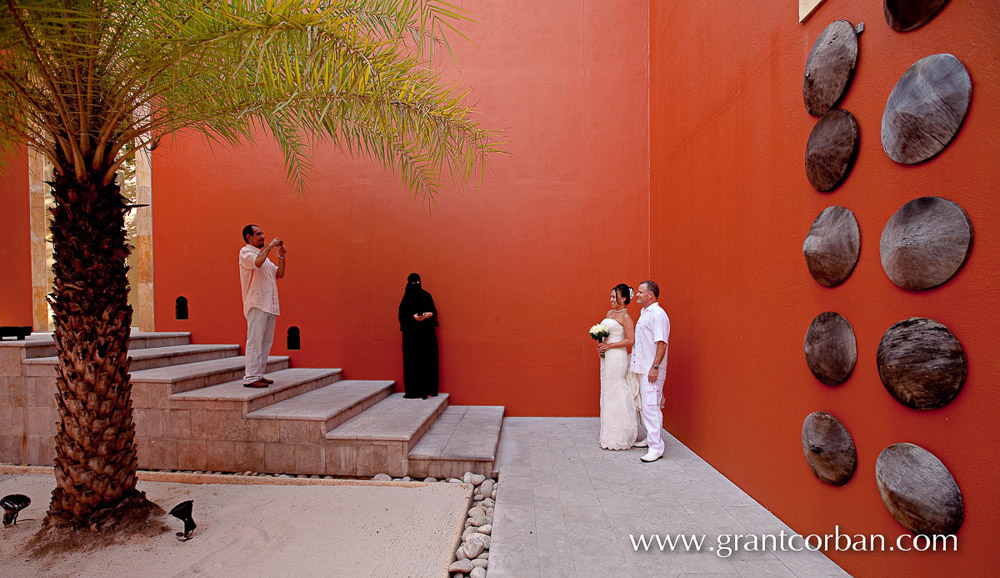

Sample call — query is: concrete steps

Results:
[132,354,290,394]
[408,406,505,478]
[23,343,238,374]
[3,330,505,478]
[325,393,450,477]
[172,368,345,412]
[247,380,394,430]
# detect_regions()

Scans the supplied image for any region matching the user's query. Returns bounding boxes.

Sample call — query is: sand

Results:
[0,467,471,578]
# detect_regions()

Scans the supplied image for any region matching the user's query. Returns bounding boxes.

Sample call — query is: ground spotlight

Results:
[169,500,197,541]
[1,494,31,527]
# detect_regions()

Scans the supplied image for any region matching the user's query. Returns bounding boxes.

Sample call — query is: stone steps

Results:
[325,393,450,477]
[3,330,505,478]
[171,368,345,413]
[132,354,290,395]
[408,406,505,479]
[23,343,238,374]
[1,330,191,362]
[246,380,394,430]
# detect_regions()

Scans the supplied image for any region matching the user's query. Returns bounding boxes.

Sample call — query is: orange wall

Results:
[151,0,650,417]
[651,1,999,576]
[0,149,32,327]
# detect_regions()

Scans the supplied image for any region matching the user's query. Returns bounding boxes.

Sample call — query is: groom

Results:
[630,280,670,463]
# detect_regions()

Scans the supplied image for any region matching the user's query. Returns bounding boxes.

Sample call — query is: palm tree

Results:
[0,0,495,530]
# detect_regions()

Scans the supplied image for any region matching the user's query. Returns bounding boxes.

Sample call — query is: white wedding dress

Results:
[599,318,639,450]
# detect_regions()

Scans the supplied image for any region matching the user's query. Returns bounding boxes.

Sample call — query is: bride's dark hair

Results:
[613,283,632,305]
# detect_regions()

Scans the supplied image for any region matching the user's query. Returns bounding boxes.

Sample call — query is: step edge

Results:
[245,381,393,421]
[169,368,343,401]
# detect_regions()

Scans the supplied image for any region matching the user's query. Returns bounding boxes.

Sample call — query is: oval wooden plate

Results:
[803,206,860,287]
[882,53,971,164]
[802,412,857,486]
[880,196,973,291]
[876,443,963,535]
[803,20,859,116]
[877,317,966,410]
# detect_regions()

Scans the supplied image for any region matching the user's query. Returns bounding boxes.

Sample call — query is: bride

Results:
[595,283,639,450]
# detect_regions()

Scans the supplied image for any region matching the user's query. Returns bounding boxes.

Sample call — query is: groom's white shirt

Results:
[630,301,670,374]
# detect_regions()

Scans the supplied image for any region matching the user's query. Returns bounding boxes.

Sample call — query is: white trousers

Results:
[244,307,276,384]
[634,370,666,456]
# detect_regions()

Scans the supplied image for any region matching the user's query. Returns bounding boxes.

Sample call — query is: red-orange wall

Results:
[0,149,31,327]
[151,0,651,417]
[651,1,999,576]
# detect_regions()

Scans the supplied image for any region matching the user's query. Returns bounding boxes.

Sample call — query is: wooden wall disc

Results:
[877,317,966,410]
[803,206,860,287]
[879,196,973,290]
[804,312,857,385]
[802,412,857,486]
[884,0,951,33]
[806,109,859,192]
[881,54,971,164]
[803,20,859,116]
[876,443,963,535]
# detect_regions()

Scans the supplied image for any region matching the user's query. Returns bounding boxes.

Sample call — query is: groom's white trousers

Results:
[634,370,666,456]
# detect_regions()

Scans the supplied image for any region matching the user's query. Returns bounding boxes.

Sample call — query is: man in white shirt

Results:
[630,280,670,463]
[239,224,286,388]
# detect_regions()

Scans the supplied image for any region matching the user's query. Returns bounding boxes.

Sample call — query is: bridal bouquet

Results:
[589,324,610,358]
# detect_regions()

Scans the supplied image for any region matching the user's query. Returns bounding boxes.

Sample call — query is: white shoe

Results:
[633,440,648,448]
[640,450,663,463]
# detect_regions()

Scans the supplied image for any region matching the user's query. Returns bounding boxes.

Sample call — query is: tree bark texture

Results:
[45,161,141,528]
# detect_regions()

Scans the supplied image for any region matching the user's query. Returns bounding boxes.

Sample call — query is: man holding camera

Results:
[239,224,287,388]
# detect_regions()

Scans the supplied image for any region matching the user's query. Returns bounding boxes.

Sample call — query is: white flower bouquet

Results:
[590,324,610,358]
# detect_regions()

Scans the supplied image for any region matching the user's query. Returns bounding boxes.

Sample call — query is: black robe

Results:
[398,286,439,398]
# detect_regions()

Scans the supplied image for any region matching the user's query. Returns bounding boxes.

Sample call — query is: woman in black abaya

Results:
[398,273,439,399]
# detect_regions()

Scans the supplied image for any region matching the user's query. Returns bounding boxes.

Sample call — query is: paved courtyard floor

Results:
[488,417,850,578]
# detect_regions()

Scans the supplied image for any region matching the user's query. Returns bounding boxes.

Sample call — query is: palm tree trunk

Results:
[44,163,143,528]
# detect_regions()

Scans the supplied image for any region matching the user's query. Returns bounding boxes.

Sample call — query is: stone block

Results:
[134,408,165,438]
[0,435,24,464]
[386,442,408,476]
[166,410,193,439]
[324,442,357,476]
[1,406,25,436]
[226,417,253,442]
[146,438,178,470]
[294,444,324,474]
[33,377,57,408]
[0,377,9,406]
[357,443,389,476]
[0,348,24,376]
[187,409,210,438]
[136,438,153,469]
[177,439,207,471]
[24,362,58,378]
[264,442,295,473]
[25,434,55,465]
[206,440,237,472]
[25,406,57,436]
[278,420,317,444]
[234,441,266,472]
[7,377,30,407]
[250,419,280,443]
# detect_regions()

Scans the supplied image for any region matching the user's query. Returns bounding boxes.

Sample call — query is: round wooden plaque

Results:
[803,20,859,116]
[876,443,963,535]
[802,412,857,486]
[880,196,973,290]
[882,54,971,164]
[806,109,859,192]
[804,312,857,385]
[877,317,966,410]
[884,0,951,33]
[803,206,860,287]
